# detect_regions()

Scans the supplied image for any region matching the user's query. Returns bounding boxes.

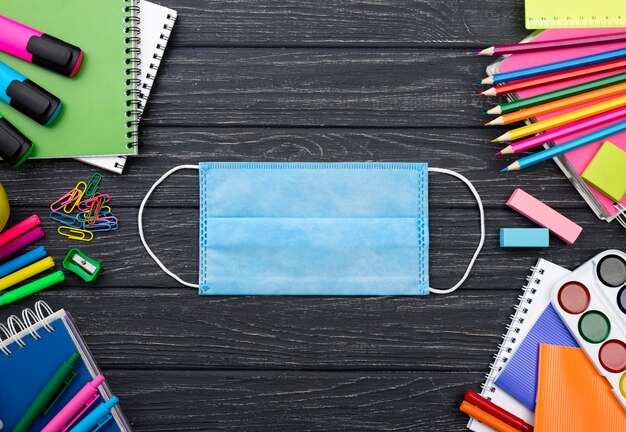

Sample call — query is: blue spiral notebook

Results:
[494,303,579,410]
[0,302,131,431]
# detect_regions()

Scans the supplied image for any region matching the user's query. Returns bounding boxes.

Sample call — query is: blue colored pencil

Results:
[502,119,626,172]
[479,47,626,85]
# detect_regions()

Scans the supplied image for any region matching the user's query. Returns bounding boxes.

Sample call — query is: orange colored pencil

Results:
[460,401,522,432]
[487,82,626,126]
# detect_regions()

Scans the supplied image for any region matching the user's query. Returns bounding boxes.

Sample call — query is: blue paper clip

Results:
[50,211,82,228]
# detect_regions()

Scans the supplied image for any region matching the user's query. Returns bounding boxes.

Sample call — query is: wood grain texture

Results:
[1,0,623,430]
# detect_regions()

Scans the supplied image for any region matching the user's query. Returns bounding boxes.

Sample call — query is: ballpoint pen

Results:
[68,396,119,432]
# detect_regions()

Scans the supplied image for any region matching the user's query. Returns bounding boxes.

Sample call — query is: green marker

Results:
[0,114,33,167]
[486,72,626,115]
[0,270,65,307]
[13,352,80,432]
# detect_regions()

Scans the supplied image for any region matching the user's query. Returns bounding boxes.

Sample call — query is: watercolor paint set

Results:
[551,249,626,410]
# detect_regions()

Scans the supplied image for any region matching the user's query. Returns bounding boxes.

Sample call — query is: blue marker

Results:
[0,61,61,125]
[0,246,46,278]
[68,396,119,432]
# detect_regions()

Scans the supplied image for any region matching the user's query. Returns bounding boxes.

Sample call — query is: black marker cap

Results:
[27,34,83,77]
[6,79,62,126]
[0,118,33,167]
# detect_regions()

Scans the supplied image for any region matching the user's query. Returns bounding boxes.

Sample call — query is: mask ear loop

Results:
[138,165,200,289]
[427,168,485,295]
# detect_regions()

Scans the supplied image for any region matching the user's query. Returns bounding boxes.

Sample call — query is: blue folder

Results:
[495,303,579,410]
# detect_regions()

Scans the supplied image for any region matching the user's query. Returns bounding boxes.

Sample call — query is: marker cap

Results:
[27,34,83,77]
[0,117,33,166]
[7,79,62,126]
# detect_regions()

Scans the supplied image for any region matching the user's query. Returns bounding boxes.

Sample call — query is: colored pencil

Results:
[478,59,626,96]
[477,32,626,56]
[460,401,522,432]
[502,119,626,172]
[486,73,626,115]
[486,81,626,126]
[477,47,626,85]
[464,391,533,432]
[494,94,626,142]
[496,106,626,153]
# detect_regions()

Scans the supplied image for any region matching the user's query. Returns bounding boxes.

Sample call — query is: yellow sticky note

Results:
[525,0,626,29]
[582,141,626,203]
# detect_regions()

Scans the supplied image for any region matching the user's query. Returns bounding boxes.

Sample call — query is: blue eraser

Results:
[500,228,549,248]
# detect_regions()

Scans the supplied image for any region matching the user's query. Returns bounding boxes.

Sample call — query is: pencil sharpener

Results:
[63,248,101,282]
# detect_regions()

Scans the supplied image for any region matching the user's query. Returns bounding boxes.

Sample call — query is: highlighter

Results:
[0,270,65,307]
[0,61,62,125]
[42,375,106,432]
[68,396,119,432]
[13,352,80,432]
[0,114,33,166]
[0,15,83,77]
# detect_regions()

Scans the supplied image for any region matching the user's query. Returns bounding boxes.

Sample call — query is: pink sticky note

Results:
[507,189,583,245]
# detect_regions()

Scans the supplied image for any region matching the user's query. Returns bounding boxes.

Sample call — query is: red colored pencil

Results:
[477,58,626,96]
[464,390,534,432]
[477,32,626,56]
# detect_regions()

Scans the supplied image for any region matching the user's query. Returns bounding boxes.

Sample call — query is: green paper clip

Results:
[63,248,101,282]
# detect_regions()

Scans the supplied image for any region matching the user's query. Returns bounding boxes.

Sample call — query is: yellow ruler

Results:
[526,0,626,29]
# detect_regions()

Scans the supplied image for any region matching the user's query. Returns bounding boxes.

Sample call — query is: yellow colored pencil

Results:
[0,256,54,292]
[494,94,626,142]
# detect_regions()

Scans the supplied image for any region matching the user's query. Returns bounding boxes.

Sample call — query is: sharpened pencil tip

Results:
[500,167,509,173]
[482,111,488,115]
[491,138,499,143]
[473,80,483,85]
[494,151,502,156]
[475,93,484,97]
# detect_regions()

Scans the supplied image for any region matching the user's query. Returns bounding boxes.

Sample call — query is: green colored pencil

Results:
[485,72,626,115]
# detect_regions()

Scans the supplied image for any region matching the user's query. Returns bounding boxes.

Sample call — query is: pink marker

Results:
[0,227,44,261]
[0,215,40,249]
[41,375,106,432]
[0,15,83,77]
[497,106,626,155]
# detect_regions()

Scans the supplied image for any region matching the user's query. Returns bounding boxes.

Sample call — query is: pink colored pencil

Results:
[0,214,40,249]
[496,106,626,155]
[0,227,44,261]
[477,32,626,56]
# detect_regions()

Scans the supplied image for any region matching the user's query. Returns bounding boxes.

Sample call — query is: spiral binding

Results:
[614,203,626,229]
[123,0,141,149]
[478,265,545,401]
[0,301,56,356]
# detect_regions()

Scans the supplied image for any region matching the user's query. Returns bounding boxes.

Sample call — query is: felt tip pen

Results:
[0,270,65,307]
[42,375,106,432]
[68,396,119,432]
[0,245,47,278]
[0,214,41,248]
[0,15,83,77]
[0,255,54,292]
[0,114,33,166]
[0,61,62,125]
[13,352,80,432]
[0,226,45,261]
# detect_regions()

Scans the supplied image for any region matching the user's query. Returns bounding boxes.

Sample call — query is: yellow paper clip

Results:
[63,181,87,214]
[58,226,94,242]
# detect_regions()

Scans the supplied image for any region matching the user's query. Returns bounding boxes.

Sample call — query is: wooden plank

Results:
[160,0,527,47]
[143,48,501,127]
[105,369,478,431]
[7,127,602,207]
[0,289,590,371]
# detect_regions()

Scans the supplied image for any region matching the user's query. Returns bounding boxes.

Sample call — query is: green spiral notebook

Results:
[0,0,139,158]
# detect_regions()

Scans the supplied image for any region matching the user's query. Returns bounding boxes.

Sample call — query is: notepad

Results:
[525,0,626,29]
[534,345,626,431]
[0,302,131,431]
[467,259,570,432]
[582,141,626,202]
[0,0,139,158]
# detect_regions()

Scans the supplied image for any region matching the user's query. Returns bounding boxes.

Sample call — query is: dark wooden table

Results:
[2,1,626,430]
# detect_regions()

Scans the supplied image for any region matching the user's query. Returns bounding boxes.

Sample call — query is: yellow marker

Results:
[494,94,626,142]
[0,256,54,292]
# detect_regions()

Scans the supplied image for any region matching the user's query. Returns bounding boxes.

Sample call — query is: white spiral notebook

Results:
[76,0,177,174]
[0,301,132,431]
[467,258,570,432]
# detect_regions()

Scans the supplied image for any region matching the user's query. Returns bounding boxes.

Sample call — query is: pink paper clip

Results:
[51,188,81,212]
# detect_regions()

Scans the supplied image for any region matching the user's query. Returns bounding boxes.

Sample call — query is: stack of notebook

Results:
[0,0,177,174]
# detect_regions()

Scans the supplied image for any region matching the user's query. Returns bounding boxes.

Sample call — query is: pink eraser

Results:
[506,188,582,245]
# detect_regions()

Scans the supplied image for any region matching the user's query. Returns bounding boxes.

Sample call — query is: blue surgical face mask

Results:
[139,162,484,296]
